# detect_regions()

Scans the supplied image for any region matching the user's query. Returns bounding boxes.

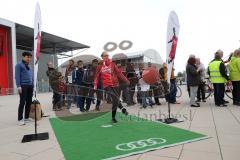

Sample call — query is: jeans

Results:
[18,85,33,121]
[67,95,73,108]
[190,86,198,105]
[75,85,88,111]
[86,86,103,110]
[165,79,177,103]
[77,96,86,111]
[213,83,225,105]
[197,82,206,100]
[141,91,154,108]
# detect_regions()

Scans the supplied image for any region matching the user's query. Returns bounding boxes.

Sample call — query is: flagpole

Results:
[158,11,182,124]
[22,2,49,143]
[161,82,179,124]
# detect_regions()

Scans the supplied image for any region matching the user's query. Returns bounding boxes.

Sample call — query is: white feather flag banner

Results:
[33,2,42,97]
[166,11,180,83]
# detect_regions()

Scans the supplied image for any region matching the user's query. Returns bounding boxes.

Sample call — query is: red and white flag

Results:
[33,2,42,96]
[166,11,180,83]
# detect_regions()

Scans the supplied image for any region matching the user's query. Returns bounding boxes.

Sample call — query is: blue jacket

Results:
[72,68,86,85]
[15,61,33,87]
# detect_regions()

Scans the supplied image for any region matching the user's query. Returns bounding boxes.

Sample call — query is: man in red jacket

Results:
[94,51,130,123]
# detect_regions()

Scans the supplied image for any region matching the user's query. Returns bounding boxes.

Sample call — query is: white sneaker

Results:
[18,120,25,126]
[25,118,34,123]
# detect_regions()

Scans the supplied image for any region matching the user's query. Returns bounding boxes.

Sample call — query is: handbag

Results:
[29,100,42,121]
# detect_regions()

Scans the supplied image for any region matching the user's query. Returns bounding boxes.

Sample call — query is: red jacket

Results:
[94,61,129,89]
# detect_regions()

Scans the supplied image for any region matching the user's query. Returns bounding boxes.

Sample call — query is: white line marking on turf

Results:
[101,124,113,128]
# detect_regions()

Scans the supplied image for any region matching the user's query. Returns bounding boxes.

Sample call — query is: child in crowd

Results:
[138,78,154,108]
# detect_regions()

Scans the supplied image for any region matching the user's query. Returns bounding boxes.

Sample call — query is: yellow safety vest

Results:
[229,56,240,81]
[208,60,226,83]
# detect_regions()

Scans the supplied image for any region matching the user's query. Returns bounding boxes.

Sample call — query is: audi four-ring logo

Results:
[104,40,133,52]
[116,138,167,151]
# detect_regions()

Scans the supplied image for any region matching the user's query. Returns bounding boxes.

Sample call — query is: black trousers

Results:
[128,85,136,104]
[105,87,123,119]
[165,79,177,103]
[104,91,112,103]
[197,82,206,100]
[86,85,103,110]
[148,85,159,103]
[119,84,130,104]
[232,81,240,103]
[213,83,225,105]
[53,91,62,109]
[187,85,190,97]
[18,85,33,121]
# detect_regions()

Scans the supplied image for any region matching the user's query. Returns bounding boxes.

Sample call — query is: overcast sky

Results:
[1,0,240,73]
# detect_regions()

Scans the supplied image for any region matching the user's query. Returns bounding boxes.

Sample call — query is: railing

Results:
[0,80,51,96]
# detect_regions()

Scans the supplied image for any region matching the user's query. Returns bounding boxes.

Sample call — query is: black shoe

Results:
[127,103,134,106]
[196,99,201,102]
[223,100,229,104]
[112,118,118,123]
[80,109,85,112]
[202,99,206,102]
[191,104,200,107]
[221,104,228,107]
[233,102,240,106]
[216,104,227,107]
[85,107,90,112]
[95,105,100,111]
[121,108,128,116]
[156,102,162,105]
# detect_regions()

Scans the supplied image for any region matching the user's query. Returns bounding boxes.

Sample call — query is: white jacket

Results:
[139,78,150,91]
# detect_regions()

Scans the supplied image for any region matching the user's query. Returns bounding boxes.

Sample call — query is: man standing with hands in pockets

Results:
[15,52,33,126]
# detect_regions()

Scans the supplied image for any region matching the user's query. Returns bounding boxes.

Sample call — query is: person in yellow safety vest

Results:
[207,50,230,107]
[229,49,240,106]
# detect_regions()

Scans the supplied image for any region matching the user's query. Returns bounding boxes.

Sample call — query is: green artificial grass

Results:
[50,112,208,160]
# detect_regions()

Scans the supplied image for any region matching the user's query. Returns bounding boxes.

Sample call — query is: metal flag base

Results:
[22,99,49,143]
[158,118,183,124]
[157,86,184,124]
[22,132,49,143]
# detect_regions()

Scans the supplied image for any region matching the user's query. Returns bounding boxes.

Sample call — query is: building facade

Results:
[0,18,89,95]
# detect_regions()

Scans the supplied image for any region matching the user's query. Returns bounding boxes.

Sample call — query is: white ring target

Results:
[103,40,133,52]
[119,40,132,50]
[104,42,118,52]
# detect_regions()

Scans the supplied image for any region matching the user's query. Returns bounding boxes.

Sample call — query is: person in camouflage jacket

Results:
[46,62,64,111]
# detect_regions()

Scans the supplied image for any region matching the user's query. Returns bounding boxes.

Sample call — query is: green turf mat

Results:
[50,112,209,160]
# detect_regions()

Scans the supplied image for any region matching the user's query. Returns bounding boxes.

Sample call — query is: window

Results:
[0,36,3,56]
